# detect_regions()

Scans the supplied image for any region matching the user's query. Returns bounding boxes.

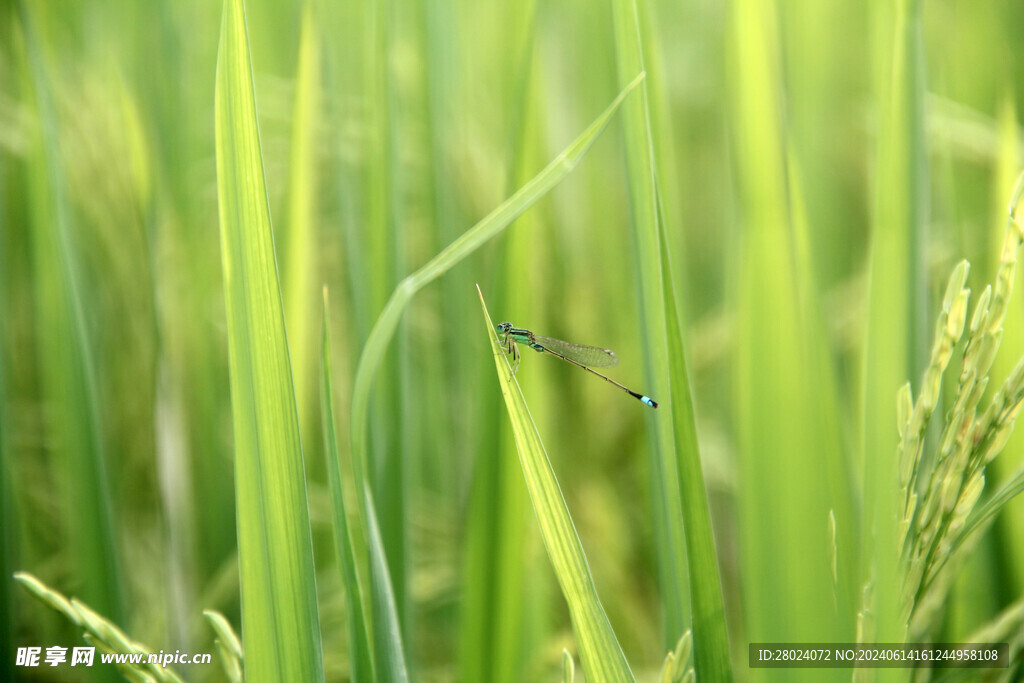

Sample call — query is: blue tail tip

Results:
[642,396,658,408]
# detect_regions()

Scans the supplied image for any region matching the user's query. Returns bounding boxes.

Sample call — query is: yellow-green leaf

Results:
[215,0,324,679]
[478,286,634,683]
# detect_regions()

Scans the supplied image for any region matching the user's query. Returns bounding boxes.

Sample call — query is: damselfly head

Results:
[496,322,513,334]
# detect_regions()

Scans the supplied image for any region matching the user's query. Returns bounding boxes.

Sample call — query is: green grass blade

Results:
[20,3,125,623]
[862,0,927,649]
[477,285,635,683]
[282,4,322,433]
[321,289,375,683]
[659,225,733,680]
[610,0,689,644]
[215,0,323,680]
[364,492,410,682]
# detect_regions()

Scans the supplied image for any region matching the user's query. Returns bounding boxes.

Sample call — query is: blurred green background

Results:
[3,0,1024,680]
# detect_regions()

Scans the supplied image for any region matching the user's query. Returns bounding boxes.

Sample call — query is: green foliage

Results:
[321,290,375,683]
[215,0,324,679]
[479,286,634,682]
[5,0,1024,681]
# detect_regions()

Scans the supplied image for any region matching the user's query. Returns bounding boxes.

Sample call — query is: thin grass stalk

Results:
[659,223,733,680]
[321,290,375,682]
[610,0,689,645]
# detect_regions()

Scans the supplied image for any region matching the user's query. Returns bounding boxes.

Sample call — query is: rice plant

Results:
[880,176,1024,656]
[4,0,1024,682]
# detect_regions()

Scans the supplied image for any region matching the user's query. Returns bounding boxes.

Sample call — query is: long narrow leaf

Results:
[659,225,733,680]
[320,289,375,683]
[215,0,323,679]
[609,0,689,644]
[364,494,409,682]
[478,285,635,683]
[283,4,322,431]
